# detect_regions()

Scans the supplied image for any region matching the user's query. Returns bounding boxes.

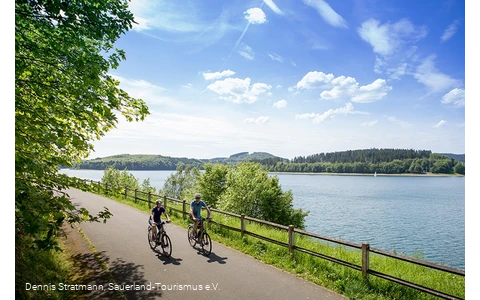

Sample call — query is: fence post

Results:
[288,225,295,255]
[134,189,138,203]
[182,200,187,220]
[207,206,211,230]
[148,192,151,208]
[362,242,370,279]
[125,187,128,199]
[164,195,167,210]
[241,214,246,237]
[105,183,108,194]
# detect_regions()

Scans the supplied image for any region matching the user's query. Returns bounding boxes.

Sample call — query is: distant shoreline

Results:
[269,172,464,177]
[66,168,464,177]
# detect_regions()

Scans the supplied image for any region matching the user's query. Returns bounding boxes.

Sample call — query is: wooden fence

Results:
[79,178,465,300]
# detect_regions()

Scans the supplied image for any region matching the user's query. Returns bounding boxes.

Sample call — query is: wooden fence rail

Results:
[78,178,465,300]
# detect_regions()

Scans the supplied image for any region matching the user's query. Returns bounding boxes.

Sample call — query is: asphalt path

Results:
[68,188,347,300]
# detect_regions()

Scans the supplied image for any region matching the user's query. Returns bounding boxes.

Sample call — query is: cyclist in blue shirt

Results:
[190,193,211,237]
[150,199,170,240]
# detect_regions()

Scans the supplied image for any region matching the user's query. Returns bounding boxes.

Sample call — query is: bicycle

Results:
[187,217,212,256]
[148,220,172,257]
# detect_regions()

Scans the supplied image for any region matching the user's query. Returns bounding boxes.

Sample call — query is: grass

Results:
[15,235,86,300]
[20,186,462,300]
[15,223,127,300]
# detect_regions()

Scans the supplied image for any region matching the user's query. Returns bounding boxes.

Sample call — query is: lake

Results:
[59,169,465,270]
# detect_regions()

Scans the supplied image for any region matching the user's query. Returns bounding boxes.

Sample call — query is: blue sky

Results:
[89,0,466,160]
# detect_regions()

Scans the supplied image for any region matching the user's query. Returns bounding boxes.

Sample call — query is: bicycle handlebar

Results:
[152,220,171,226]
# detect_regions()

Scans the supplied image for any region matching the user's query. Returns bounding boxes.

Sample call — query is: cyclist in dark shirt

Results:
[150,199,170,240]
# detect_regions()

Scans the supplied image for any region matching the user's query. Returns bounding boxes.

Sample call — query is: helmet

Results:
[194,193,201,199]
[156,199,162,204]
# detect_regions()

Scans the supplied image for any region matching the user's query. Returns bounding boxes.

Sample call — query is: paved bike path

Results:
[67,188,347,300]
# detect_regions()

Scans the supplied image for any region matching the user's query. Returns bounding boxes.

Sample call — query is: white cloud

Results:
[244,116,270,124]
[203,70,236,80]
[238,44,255,60]
[319,76,358,100]
[110,74,182,107]
[361,120,378,127]
[358,18,427,57]
[263,0,284,15]
[302,0,347,28]
[244,7,267,24]
[386,63,407,80]
[267,53,284,63]
[273,100,287,108]
[414,55,462,94]
[441,21,460,42]
[129,0,199,33]
[434,120,447,128]
[294,72,392,103]
[295,102,364,124]
[441,88,465,107]
[358,18,427,78]
[207,77,272,103]
[128,1,239,52]
[351,79,392,103]
[295,71,335,90]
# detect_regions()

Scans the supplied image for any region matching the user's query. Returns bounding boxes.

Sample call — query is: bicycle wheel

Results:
[147,227,156,249]
[187,225,196,247]
[200,232,212,256]
[160,234,172,257]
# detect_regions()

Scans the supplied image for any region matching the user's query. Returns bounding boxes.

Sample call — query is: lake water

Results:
[59,169,465,270]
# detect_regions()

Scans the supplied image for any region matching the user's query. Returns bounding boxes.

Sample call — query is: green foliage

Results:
[16,236,82,299]
[453,162,465,175]
[15,0,149,250]
[140,178,157,194]
[159,162,307,228]
[101,166,157,194]
[431,159,454,174]
[196,163,229,208]
[218,162,308,228]
[101,166,140,189]
[75,154,204,170]
[161,164,200,200]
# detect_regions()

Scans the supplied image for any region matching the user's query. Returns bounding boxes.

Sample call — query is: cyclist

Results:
[189,193,211,238]
[150,199,171,240]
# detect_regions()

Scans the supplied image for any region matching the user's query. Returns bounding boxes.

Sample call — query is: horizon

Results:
[86,149,466,162]
[85,0,464,160]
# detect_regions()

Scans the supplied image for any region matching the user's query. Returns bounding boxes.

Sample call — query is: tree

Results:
[161,164,200,200]
[15,0,149,250]
[431,160,453,174]
[196,163,229,208]
[141,178,157,194]
[453,162,465,175]
[218,162,308,228]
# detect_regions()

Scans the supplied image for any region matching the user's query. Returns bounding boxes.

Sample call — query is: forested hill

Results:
[73,152,287,170]
[71,149,465,175]
[291,149,464,163]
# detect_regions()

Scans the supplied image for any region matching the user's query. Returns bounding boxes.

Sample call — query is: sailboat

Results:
[374,171,377,177]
